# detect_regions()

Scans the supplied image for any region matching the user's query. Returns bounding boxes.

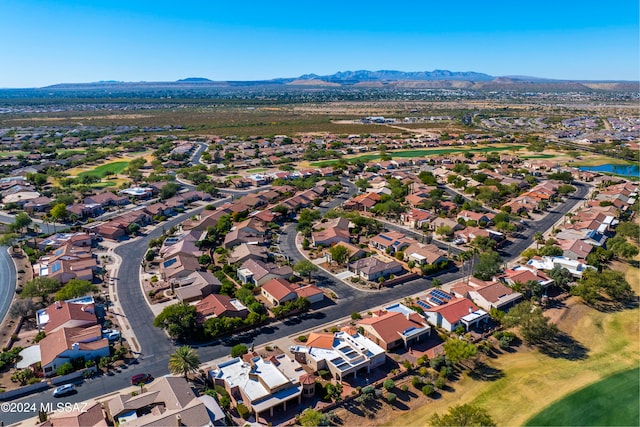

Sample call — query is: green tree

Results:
[128,223,141,235]
[436,225,453,239]
[231,344,248,358]
[0,233,19,249]
[472,236,497,251]
[547,265,573,290]
[215,214,233,236]
[198,254,212,265]
[418,171,437,185]
[539,244,563,257]
[429,403,496,427]
[533,232,544,250]
[294,259,318,282]
[572,269,633,304]
[11,212,32,234]
[160,182,180,200]
[299,408,329,426]
[168,346,200,379]
[153,303,199,342]
[502,301,558,344]
[355,178,370,192]
[443,339,478,367]
[329,244,350,265]
[520,248,539,261]
[615,222,640,243]
[473,250,502,281]
[21,277,62,299]
[50,203,68,224]
[54,279,98,301]
[11,369,35,386]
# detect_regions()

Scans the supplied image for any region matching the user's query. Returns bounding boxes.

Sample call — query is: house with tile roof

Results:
[450,277,522,311]
[369,230,416,254]
[210,355,305,419]
[500,266,554,289]
[40,325,109,376]
[260,278,298,307]
[36,299,98,333]
[237,260,293,287]
[289,330,386,382]
[37,401,108,427]
[33,243,97,284]
[357,303,431,350]
[400,208,433,229]
[419,289,488,332]
[107,376,221,426]
[403,242,448,266]
[227,243,269,264]
[195,294,248,320]
[173,271,222,303]
[348,256,404,282]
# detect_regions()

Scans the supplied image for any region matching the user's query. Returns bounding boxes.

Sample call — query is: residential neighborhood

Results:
[0,114,638,427]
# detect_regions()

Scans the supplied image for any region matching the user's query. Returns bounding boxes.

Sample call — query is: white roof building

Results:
[210,355,304,418]
[526,256,596,278]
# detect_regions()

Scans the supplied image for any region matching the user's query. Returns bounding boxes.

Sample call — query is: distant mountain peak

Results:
[299,69,495,83]
[177,77,212,82]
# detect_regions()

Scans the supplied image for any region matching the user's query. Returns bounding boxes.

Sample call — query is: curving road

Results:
[0,180,589,425]
[0,247,17,329]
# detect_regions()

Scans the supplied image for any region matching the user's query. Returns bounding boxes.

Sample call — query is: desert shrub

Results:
[412,376,424,389]
[386,392,397,403]
[236,403,250,419]
[56,362,74,376]
[422,384,435,396]
[361,385,375,395]
[383,379,395,391]
[435,376,447,389]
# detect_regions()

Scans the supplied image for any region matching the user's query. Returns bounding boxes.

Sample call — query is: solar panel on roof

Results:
[432,289,452,300]
[417,300,431,310]
[431,297,443,305]
[51,262,61,273]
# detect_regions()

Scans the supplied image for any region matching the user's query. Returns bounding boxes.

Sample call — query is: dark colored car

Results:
[130,373,153,385]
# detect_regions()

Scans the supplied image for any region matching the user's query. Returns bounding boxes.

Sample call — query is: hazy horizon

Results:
[1,0,638,88]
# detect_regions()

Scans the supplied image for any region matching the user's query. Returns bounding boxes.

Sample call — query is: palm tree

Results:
[534,232,544,250]
[467,248,479,282]
[168,346,200,380]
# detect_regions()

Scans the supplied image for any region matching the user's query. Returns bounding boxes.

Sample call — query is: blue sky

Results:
[0,0,638,87]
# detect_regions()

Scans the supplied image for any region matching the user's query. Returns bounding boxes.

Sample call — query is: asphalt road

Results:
[0,247,17,330]
[0,213,67,235]
[0,181,590,424]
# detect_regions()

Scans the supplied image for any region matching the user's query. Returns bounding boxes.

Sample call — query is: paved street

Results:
[0,180,590,425]
[0,247,17,330]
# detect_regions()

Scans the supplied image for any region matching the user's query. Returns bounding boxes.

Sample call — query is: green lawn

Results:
[246,168,267,173]
[310,145,525,167]
[524,368,640,427]
[77,161,129,178]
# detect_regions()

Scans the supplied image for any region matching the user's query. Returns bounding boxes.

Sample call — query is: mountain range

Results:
[40,69,637,91]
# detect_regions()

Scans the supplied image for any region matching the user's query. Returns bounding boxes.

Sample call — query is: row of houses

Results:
[552,181,637,262]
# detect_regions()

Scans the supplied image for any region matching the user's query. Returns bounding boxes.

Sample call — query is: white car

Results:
[102,329,121,341]
[52,384,74,397]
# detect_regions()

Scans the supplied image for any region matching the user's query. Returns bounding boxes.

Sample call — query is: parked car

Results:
[52,384,74,397]
[102,329,121,341]
[453,238,465,245]
[130,373,153,386]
